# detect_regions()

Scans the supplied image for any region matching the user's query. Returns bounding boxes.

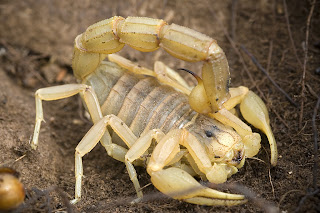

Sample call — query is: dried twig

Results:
[295,189,319,213]
[299,0,316,128]
[269,169,275,199]
[283,0,303,70]
[249,156,276,199]
[295,84,319,212]
[266,40,273,73]
[86,181,279,213]
[312,95,320,189]
[240,45,298,108]
[231,0,238,41]
[0,154,27,167]
[278,189,304,208]
[306,83,319,99]
[14,186,73,213]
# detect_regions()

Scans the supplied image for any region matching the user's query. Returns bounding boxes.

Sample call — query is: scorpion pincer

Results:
[30,16,278,206]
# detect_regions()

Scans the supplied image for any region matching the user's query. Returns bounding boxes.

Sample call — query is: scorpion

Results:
[30,16,278,206]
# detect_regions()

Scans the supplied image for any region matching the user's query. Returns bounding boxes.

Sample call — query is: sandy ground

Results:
[0,0,319,212]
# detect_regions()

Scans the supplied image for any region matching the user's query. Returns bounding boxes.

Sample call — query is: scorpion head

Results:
[183,114,246,182]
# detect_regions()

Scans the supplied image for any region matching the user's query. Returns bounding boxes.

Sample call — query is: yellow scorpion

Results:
[31,16,278,206]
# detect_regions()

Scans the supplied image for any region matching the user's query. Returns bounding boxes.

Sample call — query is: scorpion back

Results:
[83,61,196,140]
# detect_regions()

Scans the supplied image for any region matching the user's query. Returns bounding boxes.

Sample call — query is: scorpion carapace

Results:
[30,16,278,206]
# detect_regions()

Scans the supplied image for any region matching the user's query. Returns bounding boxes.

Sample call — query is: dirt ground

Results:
[0,0,319,212]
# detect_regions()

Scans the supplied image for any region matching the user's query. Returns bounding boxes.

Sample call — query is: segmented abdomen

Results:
[83,61,196,138]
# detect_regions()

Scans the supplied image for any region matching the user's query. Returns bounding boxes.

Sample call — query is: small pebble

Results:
[0,168,25,211]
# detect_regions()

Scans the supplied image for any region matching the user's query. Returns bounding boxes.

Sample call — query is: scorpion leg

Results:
[211,86,277,166]
[30,84,131,204]
[72,115,168,204]
[108,54,156,76]
[124,129,166,202]
[154,60,192,94]
[71,114,140,204]
[147,129,246,206]
[108,54,191,95]
[31,84,102,149]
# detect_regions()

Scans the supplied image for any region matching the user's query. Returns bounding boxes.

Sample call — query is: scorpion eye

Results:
[205,130,213,137]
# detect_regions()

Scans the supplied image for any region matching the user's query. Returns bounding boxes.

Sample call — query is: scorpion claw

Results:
[149,167,246,206]
[240,91,278,166]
